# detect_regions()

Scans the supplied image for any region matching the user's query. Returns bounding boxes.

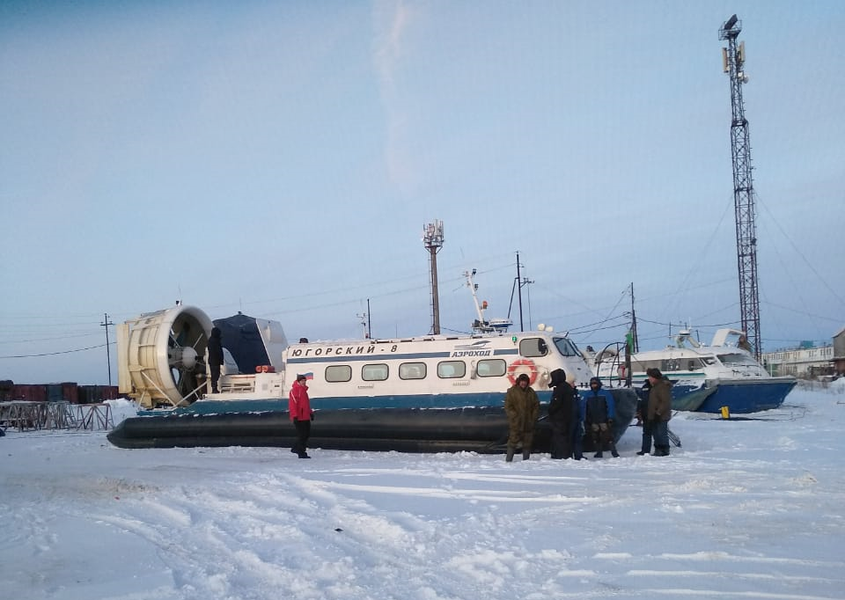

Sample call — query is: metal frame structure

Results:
[720,14,762,361]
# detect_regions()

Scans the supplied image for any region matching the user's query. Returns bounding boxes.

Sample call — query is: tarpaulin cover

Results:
[213,313,270,375]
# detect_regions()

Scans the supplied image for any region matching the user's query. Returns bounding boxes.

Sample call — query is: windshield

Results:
[553,337,583,357]
[718,353,760,366]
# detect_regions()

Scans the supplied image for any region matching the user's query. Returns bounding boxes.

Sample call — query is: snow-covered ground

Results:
[2,386,844,600]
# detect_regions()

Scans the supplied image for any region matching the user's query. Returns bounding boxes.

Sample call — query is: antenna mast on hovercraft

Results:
[465,269,512,335]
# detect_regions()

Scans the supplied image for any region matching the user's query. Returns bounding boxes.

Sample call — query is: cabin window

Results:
[553,337,581,357]
[437,360,466,379]
[325,365,352,383]
[399,362,427,380]
[362,363,389,381]
[635,360,662,372]
[476,359,506,377]
[519,338,549,358]
[662,359,681,372]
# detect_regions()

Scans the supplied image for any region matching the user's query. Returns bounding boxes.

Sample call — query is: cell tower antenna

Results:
[422,220,444,334]
[720,14,762,361]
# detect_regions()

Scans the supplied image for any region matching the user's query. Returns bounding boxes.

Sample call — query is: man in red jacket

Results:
[288,374,314,459]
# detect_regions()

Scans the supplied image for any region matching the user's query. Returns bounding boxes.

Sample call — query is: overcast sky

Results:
[1,1,843,384]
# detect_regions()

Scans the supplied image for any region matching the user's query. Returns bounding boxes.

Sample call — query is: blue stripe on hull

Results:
[696,381,797,414]
[312,390,553,410]
[144,390,555,416]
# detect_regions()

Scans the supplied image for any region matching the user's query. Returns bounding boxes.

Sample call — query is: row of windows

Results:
[323,359,508,383]
[636,358,708,372]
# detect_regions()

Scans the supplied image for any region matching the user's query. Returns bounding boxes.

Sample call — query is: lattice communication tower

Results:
[720,14,761,360]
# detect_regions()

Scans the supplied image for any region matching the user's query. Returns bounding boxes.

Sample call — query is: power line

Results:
[761,301,843,323]
[0,332,101,344]
[636,316,741,329]
[0,342,113,359]
[758,198,845,308]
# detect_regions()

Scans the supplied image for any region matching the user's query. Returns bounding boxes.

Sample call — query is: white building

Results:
[763,344,835,378]
[832,326,845,376]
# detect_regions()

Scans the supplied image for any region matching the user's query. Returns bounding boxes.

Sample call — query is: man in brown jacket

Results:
[646,367,673,456]
[504,373,540,462]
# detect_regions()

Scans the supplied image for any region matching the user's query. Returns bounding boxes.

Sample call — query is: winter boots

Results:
[637,447,670,456]
[505,446,531,462]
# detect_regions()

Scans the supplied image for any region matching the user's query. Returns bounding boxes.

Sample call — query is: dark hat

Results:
[296,374,308,382]
[516,373,530,384]
[646,367,663,379]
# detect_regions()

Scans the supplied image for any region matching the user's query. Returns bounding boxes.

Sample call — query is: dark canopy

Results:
[212,313,271,375]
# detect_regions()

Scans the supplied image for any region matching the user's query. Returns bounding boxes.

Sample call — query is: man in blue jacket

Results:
[584,377,619,458]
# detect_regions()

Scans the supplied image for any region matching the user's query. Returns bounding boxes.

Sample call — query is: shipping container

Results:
[61,382,79,404]
[78,385,119,403]
[11,384,47,402]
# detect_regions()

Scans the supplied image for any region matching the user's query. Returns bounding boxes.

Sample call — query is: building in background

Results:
[763,343,834,379]
[832,327,845,377]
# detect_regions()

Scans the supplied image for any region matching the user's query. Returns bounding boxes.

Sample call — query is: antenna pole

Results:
[357,311,368,338]
[516,252,524,331]
[630,282,639,352]
[423,220,445,334]
[720,14,762,361]
[100,313,114,386]
[357,300,373,339]
[465,269,485,324]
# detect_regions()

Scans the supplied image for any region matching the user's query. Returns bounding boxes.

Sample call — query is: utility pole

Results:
[507,252,533,332]
[100,313,114,386]
[422,220,444,335]
[516,253,523,331]
[720,14,762,361]
[622,283,639,387]
[629,282,639,353]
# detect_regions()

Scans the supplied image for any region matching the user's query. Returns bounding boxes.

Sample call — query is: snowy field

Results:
[2,385,844,600]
